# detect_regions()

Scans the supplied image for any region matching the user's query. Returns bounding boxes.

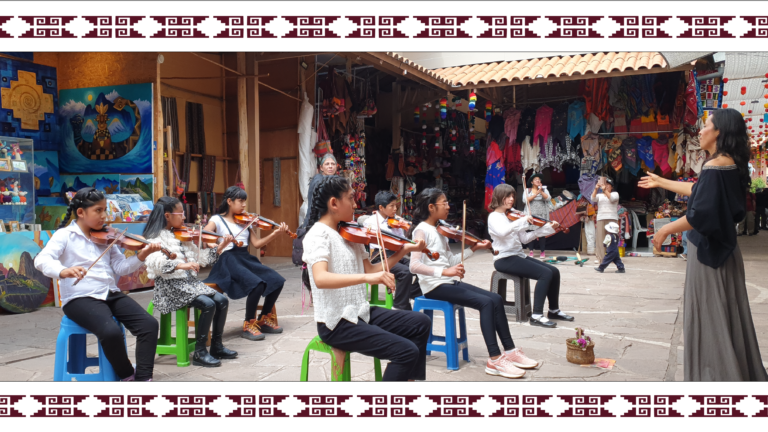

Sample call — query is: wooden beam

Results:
[221,53,228,193]
[237,53,249,203]
[246,54,261,238]
[398,90,442,114]
[346,57,352,83]
[360,52,452,91]
[160,82,222,104]
[155,57,164,201]
[392,81,401,151]
[254,52,328,62]
[162,74,269,80]
[191,52,242,75]
[256,80,302,102]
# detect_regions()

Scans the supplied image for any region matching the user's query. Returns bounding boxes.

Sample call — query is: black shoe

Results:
[547,311,574,321]
[593,266,604,273]
[617,268,626,273]
[192,349,221,367]
[210,337,238,360]
[529,316,557,328]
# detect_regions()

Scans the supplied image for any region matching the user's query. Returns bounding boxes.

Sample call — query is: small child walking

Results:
[594,222,625,273]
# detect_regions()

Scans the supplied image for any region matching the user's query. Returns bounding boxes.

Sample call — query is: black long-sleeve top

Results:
[687,164,746,268]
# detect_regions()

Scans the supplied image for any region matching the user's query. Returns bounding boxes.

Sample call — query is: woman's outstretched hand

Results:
[638,171,662,189]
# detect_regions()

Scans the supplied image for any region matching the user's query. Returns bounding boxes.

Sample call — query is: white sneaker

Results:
[505,348,539,369]
[485,357,525,379]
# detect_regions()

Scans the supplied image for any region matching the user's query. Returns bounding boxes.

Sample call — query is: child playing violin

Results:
[408,188,539,379]
[487,184,574,329]
[303,176,431,381]
[142,196,238,367]
[363,191,422,311]
[204,186,287,341]
[34,187,162,381]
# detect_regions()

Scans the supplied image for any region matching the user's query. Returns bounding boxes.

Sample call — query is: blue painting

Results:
[120,174,153,200]
[59,83,153,174]
[33,151,61,197]
[0,149,35,224]
[60,174,120,195]
[0,58,59,151]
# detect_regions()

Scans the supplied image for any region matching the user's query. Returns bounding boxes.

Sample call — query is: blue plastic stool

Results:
[53,316,126,382]
[413,296,468,371]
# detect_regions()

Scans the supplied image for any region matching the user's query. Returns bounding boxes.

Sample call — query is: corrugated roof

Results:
[394,52,669,88]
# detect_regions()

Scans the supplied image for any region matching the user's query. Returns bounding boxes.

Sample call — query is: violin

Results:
[91,225,177,260]
[505,209,570,234]
[337,222,438,260]
[435,220,499,256]
[387,216,411,231]
[234,212,298,239]
[172,226,243,247]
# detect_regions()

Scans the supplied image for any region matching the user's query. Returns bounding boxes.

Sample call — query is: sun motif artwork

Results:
[0,70,54,130]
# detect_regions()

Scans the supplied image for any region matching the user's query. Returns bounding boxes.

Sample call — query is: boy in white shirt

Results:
[595,222,625,273]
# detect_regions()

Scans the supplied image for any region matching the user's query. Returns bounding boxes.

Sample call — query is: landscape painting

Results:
[0,232,51,313]
[35,205,68,230]
[120,174,153,201]
[60,174,120,195]
[33,151,61,197]
[59,83,153,174]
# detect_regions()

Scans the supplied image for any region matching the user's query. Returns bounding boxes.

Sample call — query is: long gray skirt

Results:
[684,242,768,381]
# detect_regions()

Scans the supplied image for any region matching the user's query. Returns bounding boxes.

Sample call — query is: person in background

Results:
[523,173,551,259]
[591,176,619,263]
[737,191,756,236]
[363,191,422,311]
[640,107,767,381]
[594,222,625,273]
[755,188,767,232]
[302,153,339,231]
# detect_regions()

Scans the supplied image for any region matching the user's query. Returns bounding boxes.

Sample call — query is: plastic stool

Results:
[53,316,125,381]
[147,301,201,367]
[300,335,383,381]
[366,283,393,309]
[489,271,532,322]
[413,296,468,371]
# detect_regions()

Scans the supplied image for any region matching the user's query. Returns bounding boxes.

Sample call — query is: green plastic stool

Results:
[366,284,393,309]
[147,301,201,367]
[300,335,383,381]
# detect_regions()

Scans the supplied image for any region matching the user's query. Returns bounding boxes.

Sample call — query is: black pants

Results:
[494,255,561,315]
[189,292,228,348]
[62,291,159,381]
[425,281,514,358]
[756,206,766,230]
[598,245,625,271]
[317,307,431,381]
[371,250,422,311]
[245,282,284,321]
[526,235,547,254]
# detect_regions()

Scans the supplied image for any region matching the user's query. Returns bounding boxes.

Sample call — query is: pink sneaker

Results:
[540,252,546,259]
[505,348,539,369]
[529,250,534,257]
[485,357,526,379]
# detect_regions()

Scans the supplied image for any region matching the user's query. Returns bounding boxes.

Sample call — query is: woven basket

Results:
[566,338,595,365]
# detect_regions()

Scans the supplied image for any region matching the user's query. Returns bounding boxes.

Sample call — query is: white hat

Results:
[605,222,620,234]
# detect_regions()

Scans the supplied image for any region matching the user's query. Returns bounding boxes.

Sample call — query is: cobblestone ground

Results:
[1,235,766,382]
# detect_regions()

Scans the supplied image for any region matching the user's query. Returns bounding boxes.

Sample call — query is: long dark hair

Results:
[218,186,248,214]
[407,188,446,238]
[59,187,105,229]
[143,196,181,239]
[305,175,351,229]
[710,108,752,192]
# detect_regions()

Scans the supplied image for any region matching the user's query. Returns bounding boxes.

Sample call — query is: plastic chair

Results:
[300,335,382,381]
[366,283,394,309]
[147,301,201,367]
[489,271,531,322]
[413,296,468,371]
[630,210,648,250]
[53,316,125,382]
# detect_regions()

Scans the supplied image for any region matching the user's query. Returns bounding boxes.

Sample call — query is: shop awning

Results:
[721,52,768,124]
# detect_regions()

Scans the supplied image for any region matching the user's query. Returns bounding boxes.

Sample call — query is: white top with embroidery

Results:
[409,222,474,295]
[302,222,370,330]
[144,229,217,280]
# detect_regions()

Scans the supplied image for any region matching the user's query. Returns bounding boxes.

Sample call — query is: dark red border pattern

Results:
[1,394,767,417]
[1,16,767,38]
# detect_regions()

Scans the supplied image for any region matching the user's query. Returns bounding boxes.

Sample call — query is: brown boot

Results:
[241,319,265,341]
[256,313,283,334]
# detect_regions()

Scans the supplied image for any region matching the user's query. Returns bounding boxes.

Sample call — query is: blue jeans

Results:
[681,231,688,255]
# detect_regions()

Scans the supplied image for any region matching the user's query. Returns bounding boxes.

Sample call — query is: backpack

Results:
[291,227,308,267]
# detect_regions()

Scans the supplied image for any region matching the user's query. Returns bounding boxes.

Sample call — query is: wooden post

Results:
[237,53,249,200]
[391,81,403,211]
[155,56,165,200]
[221,54,228,192]
[245,54,261,255]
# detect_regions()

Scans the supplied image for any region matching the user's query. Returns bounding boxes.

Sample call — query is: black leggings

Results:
[62,291,159,381]
[245,282,284,321]
[189,293,228,344]
[317,307,431,381]
[526,236,547,254]
[494,255,560,315]
[425,281,514,358]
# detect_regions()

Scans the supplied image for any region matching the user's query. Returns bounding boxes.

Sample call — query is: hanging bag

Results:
[313,118,332,156]
[172,160,187,198]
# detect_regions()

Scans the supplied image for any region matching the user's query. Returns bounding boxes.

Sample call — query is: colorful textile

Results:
[606,137,623,172]
[551,102,570,150]
[567,100,587,139]
[636,136,655,171]
[613,109,628,137]
[485,141,506,210]
[622,137,639,176]
[521,136,539,172]
[580,78,611,121]
[544,200,580,238]
[683,70,699,127]
[533,104,554,145]
[579,174,600,204]
[652,138,672,176]
[504,138,523,174]
[517,107,537,141]
[640,110,658,138]
[538,136,558,171]
[587,112,603,134]
[503,108,521,145]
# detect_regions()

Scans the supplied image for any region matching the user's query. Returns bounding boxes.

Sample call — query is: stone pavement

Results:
[1,235,766,382]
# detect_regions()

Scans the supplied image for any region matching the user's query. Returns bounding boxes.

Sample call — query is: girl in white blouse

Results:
[302,176,431,381]
[408,188,539,379]
[487,184,574,329]
[34,187,162,381]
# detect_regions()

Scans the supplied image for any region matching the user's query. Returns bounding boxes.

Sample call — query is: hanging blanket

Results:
[544,200,580,238]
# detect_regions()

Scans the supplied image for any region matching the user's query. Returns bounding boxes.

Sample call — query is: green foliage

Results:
[751,177,766,193]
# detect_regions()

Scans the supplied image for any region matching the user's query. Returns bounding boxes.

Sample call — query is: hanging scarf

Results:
[606,137,623,172]
[502,108,521,145]
[636,136,655,171]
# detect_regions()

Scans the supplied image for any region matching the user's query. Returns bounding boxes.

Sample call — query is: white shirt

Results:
[596,192,620,221]
[362,213,405,250]
[302,222,370,330]
[34,222,144,306]
[487,212,555,261]
[210,215,250,252]
[410,222,474,295]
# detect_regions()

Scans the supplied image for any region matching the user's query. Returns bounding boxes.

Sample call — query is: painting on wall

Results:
[111,223,154,292]
[59,83,153,174]
[35,205,68,230]
[0,58,59,151]
[120,174,153,201]
[60,174,119,195]
[33,151,61,197]
[0,231,53,313]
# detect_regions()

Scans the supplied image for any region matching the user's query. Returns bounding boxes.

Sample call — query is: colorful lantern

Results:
[422,131,427,146]
[485,101,492,122]
[742,86,747,95]
[468,92,477,110]
[723,91,728,96]
[440,97,447,119]
[749,110,753,114]
[723,104,728,108]
[414,107,420,124]
[741,101,746,106]
[723,78,729,83]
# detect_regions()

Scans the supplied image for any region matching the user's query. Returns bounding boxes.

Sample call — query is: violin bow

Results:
[73,228,128,286]
[374,212,392,294]
[196,214,203,265]
[461,200,466,279]
[233,214,258,240]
